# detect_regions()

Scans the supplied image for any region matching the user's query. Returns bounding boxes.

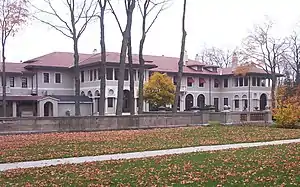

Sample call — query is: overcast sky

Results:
[5,0,300,62]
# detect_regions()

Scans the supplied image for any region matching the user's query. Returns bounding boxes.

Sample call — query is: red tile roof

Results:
[2,51,269,76]
[0,62,30,73]
[23,52,93,68]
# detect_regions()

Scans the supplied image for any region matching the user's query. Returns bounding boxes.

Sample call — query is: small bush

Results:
[273,104,300,129]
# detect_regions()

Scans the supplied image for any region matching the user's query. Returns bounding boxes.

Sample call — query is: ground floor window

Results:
[108,98,114,108]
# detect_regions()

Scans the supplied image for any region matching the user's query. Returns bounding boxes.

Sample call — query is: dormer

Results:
[203,65,219,73]
[187,64,204,72]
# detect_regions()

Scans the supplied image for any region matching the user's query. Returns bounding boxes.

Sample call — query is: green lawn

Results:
[1,143,299,186]
[1,126,300,163]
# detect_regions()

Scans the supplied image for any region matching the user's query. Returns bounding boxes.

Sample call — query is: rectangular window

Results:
[133,70,137,81]
[81,71,85,82]
[223,79,228,88]
[43,73,49,83]
[257,77,261,86]
[9,77,14,87]
[252,77,256,86]
[173,76,177,85]
[244,77,248,86]
[261,78,266,87]
[97,68,101,80]
[234,99,239,109]
[107,68,113,80]
[214,98,219,111]
[114,68,119,80]
[187,77,193,87]
[89,70,93,81]
[108,98,114,107]
[235,78,238,87]
[94,69,97,80]
[125,69,129,81]
[21,77,27,88]
[55,73,61,83]
[199,78,205,87]
[224,98,229,106]
[214,79,219,88]
[239,77,244,86]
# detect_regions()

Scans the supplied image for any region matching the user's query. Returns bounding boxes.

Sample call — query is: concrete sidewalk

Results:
[1,138,300,172]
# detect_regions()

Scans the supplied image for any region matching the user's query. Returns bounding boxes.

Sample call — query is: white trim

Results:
[38,88,73,90]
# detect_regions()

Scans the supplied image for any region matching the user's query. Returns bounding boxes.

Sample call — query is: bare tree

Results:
[128,29,134,115]
[32,0,97,116]
[137,0,170,114]
[172,0,186,113]
[97,0,107,115]
[198,47,232,68]
[286,32,300,85]
[242,20,289,109]
[0,0,29,117]
[108,0,135,115]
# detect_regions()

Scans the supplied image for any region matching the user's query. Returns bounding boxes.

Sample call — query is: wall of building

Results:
[36,70,74,95]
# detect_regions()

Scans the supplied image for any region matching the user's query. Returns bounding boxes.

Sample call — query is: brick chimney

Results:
[232,52,238,69]
[195,54,200,62]
[183,50,188,65]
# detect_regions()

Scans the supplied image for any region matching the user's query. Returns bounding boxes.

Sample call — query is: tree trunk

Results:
[99,5,106,116]
[116,36,129,115]
[271,74,277,109]
[138,35,146,114]
[295,67,300,86]
[172,0,187,113]
[1,42,6,117]
[128,37,135,115]
[73,39,80,116]
[116,2,135,116]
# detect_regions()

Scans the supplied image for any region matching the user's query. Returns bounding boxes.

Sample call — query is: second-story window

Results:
[223,79,228,88]
[107,68,113,80]
[125,69,129,81]
[173,76,177,85]
[93,69,97,80]
[9,77,14,87]
[114,68,119,80]
[81,71,84,82]
[199,78,205,87]
[43,73,49,83]
[187,77,194,87]
[257,77,261,86]
[239,77,243,86]
[55,73,61,83]
[252,77,256,86]
[235,78,238,87]
[244,77,248,86]
[21,77,28,88]
[97,68,101,80]
[89,70,93,81]
[214,79,219,88]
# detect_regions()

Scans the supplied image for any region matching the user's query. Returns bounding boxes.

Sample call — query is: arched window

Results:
[234,95,239,109]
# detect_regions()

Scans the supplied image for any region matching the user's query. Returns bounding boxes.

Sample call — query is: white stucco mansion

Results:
[0,51,275,117]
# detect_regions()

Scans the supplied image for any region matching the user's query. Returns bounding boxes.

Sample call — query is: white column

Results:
[12,102,17,117]
[104,98,108,114]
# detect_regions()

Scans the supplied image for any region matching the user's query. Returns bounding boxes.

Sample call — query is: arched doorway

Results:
[260,94,267,111]
[197,94,205,109]
[123,90,130,113]
[185,94,194,111]
[44,102,53,117]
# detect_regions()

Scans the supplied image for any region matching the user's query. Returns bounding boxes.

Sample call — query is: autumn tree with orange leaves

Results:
[0,0,29,117]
